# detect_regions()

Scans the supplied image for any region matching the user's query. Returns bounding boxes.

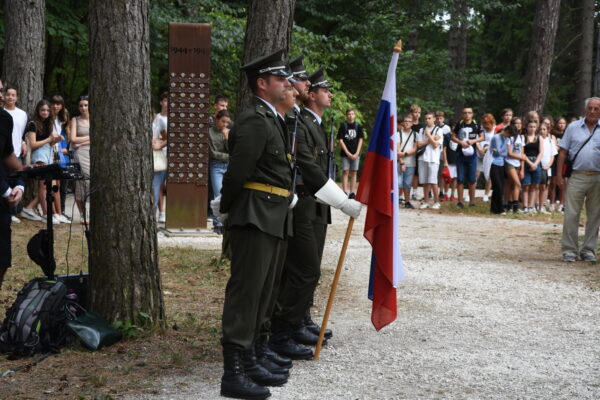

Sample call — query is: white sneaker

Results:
[540,206,550,215]
[549,204,555,212]
[57,214,71,223]
[419,203,429,209]
[20,208,43,221]
[11,215,20,223]
[41,214,61,225]
[482,195,489,202]
[431,202,441,210]
[464,195,470,202]
[158,212,166,223]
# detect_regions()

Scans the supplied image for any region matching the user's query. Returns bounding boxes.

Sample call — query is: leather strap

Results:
[243,181,290,197]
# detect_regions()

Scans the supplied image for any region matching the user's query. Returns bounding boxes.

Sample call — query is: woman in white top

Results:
[477,113,495,202]
[537,122,556,214]
[505,119,527,213]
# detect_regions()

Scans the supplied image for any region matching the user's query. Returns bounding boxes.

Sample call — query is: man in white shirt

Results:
[2,87,27,160]
[417,111,443,209]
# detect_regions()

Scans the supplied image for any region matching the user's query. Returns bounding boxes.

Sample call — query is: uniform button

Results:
[267,195,271,199]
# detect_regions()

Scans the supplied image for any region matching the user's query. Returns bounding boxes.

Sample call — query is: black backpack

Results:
[0,278,68,359]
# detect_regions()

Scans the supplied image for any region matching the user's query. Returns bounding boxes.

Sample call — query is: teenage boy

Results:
[417,111,443,209]
[451,107,484,208]
[410,104,423,200]
[435,111,451,201]
[337,108,363,197]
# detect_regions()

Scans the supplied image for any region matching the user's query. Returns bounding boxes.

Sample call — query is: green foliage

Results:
[112,320,144,339]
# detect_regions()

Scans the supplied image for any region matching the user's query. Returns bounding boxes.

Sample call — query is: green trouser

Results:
[561,171,600,257]
[275,196,328,326]
[261,240,288,332]
[221,225,283,350]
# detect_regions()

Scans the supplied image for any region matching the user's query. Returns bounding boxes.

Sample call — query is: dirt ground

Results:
[1,202,599,399]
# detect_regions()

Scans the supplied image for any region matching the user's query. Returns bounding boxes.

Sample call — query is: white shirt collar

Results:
[294,104,301,113]
[304,107,321,125]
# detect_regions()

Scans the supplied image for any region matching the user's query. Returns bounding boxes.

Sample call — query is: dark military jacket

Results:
[285,107,331,225]
[220,97,292,239]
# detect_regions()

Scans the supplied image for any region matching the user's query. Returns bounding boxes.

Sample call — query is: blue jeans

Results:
[398,165,415,190]
[152,171,166,210]
[210,160,228,226]
[457,156,477,184]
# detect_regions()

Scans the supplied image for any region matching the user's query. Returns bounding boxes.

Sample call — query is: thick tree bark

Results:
[236,0,296,111]
[518,0,561,115]
[88,0,164,326]
[448,0,468,117]
[2,0,45,115]
[574,0,594,115]
[594,19,600,97]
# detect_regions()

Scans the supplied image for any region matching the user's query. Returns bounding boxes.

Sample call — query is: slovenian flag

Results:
[355,48,404,331]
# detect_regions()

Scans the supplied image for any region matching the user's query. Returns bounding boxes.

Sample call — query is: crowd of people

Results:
[397,104,572,215]
[2,86,92,226]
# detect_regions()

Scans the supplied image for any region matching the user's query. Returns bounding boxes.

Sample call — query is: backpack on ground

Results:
[0,278,68,359]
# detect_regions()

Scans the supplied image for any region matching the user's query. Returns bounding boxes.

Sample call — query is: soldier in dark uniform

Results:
[0,79,24,289]
[214,49,294,400]
[270,65,362,359]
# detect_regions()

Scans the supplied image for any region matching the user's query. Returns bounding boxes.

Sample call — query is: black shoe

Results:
[221,348,271,399]
[256,335,292,368]
[254,338,289,375]
[348,192,356,199]
[213,225,223,235]
[405,201,415,209]
[304,312,332,340]
[242,349,288,387]
[270,335,313,360]
[456,202,464,209]
[291,325,323,346]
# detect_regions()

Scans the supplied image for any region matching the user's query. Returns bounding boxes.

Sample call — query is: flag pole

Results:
[314,217,355,360]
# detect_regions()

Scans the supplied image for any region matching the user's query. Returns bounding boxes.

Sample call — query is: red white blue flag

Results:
[355,49,404,331]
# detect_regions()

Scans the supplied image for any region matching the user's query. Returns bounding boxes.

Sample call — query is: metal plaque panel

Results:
[166,23,211,229]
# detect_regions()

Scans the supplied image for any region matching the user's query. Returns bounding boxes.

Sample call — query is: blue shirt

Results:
[559,118,600,172]
[489,134,507,166]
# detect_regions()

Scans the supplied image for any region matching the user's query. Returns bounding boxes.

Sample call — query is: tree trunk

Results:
[518,0,561,115]
[448,0,468,117]
[236,0,296,111]
[88,0,164,326]
[594,18,600,97]
[2,0,45,115]
[574,0,594,115]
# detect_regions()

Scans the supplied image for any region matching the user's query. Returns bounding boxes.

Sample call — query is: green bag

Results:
[64,302,122,350]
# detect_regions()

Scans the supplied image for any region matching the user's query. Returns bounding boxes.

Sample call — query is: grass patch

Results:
[0,220,229,399]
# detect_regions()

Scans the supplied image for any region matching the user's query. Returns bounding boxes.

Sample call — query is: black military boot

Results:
[304,310,333,339]
[270,320,313,360]
[254,339,290,375]
[257,334,293,368]
[241,348,288,387]
[221,347,271,399]
[291,321,322,346]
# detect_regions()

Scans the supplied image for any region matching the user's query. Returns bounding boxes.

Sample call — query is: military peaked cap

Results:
[241,49,290,79]
[308,67,333,91]
[289,55,309,80]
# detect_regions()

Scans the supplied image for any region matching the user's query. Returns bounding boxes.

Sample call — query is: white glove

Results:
[210,196,228,222]
[314,179,362,219]
[288,193,298,209]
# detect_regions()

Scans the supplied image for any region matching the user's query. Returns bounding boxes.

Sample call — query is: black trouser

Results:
[490,164,505,214]
[0,206,11,269]
[275,196,327,326]
[221,225,282,351]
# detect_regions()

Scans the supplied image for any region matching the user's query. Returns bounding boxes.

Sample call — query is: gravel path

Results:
[128,208,600,400]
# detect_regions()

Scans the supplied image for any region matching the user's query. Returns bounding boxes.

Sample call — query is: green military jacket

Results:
[221,97,293,239]
[286,107,331,225]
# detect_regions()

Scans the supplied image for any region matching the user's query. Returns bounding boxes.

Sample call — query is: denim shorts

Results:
[522,163,541,185]
[398,165,415,190]
[342,157,360,171]
[31,144,53,164]
[457,156,477,184]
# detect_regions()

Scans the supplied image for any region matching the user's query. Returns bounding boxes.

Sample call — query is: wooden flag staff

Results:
[314,217,355,360]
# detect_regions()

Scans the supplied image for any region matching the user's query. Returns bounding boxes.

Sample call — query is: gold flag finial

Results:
[393,40,403,53]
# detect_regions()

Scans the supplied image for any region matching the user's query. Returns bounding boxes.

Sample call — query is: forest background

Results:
[1,0,598,130]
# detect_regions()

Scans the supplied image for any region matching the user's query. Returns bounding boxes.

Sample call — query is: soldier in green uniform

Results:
[271,65,362,359]
[214,49,294,400]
